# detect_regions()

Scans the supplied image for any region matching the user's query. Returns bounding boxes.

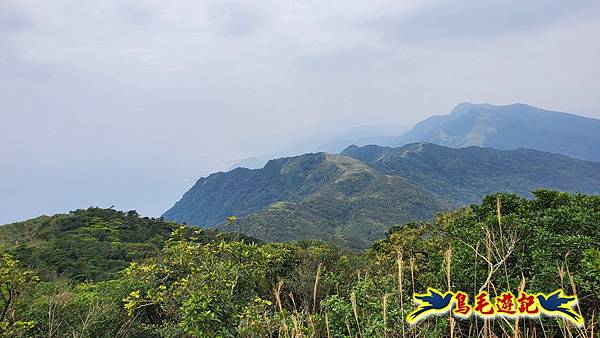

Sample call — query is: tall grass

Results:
[240,199,597,338]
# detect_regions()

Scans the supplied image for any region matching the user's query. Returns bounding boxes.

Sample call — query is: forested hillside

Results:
[0,208,255,282]
[0,190,598,337]
[0,208,174,281]
[164,143,600,249]
[342,142,600,203]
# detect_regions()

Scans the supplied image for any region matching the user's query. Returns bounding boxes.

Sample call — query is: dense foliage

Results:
[0,190,598,337]
[0,208,175,281]
[0,208,255,282]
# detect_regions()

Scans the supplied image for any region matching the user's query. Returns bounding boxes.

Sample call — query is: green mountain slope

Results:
[163,153,355,226]
[164,144,600,248]
[0,208,255,281]
[342,143,600,204]
[220,154,448,249]
[0,208,175,281]
[165,153,449,249]
[394,102,600,162]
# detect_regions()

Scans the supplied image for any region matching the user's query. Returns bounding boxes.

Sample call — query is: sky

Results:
[1,0,599,224]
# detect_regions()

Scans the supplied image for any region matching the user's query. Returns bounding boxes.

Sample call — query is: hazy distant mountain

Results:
[395,103,600,162]
[164,143,600,249]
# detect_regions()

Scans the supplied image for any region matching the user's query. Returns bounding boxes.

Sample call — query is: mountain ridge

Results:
[164,142,600,249]
[394,102,600,161]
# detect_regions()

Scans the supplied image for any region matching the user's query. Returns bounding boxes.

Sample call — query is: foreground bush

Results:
[0,190,598,337]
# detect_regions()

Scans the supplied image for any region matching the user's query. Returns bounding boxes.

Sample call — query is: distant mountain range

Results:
[163,143,600,249]
[395,102,600,162]
[164,102,600,248]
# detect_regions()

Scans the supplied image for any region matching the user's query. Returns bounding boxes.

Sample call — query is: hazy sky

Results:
[1,0,599,223]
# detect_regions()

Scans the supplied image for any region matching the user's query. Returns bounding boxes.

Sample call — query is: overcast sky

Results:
[1,0,599,224]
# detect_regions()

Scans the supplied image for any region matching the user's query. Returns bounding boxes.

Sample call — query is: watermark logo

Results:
[407,288,582,326]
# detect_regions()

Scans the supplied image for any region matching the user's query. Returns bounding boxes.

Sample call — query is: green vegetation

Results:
[164,143,600,249]
[0,190,598,336]
[344,143,600,204]
[0,208,256,282]
[0,208,175,282]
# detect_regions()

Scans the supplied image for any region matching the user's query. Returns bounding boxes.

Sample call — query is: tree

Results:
[0,253,38,337]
